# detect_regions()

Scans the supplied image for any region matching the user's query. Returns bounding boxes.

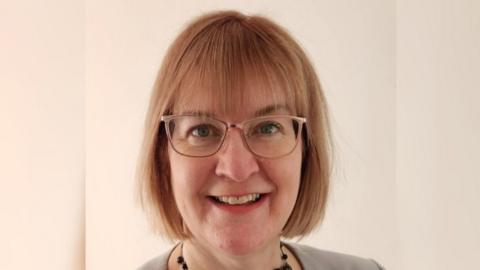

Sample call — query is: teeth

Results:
[216,194,261,205]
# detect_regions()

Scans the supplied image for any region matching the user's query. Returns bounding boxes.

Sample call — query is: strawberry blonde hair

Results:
[138,10,333,240]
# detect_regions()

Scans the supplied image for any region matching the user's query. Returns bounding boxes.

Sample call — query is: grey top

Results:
[138,242,385,270]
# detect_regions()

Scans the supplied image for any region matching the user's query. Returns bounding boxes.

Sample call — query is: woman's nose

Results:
[214,128,260,182]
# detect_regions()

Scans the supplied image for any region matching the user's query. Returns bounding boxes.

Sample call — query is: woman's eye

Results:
[191,125,211,137]
[258,122,281,135]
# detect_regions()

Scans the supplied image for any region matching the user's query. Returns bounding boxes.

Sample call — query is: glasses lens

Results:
[166,116,226,157]
[244,116,301,158]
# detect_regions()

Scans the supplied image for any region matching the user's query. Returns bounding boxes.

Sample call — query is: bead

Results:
[282,253,288,260]
[182,263,188,270]
[176,256,184,264]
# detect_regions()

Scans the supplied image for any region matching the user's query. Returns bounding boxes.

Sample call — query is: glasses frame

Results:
[160,114,307,159]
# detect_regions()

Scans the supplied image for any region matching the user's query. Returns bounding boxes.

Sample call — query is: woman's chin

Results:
[212,232,271,255]
[217,241,260,255]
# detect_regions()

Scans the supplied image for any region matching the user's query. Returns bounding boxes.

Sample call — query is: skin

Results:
[167,90,303,270]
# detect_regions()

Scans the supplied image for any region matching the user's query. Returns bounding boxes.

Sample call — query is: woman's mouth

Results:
[207,193,268,214]
[210,193,262,205]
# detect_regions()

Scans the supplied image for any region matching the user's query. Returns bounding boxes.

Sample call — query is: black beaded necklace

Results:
[176,242,292,270]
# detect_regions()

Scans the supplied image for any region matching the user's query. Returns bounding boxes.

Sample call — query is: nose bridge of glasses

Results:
[225,121,249,136]
[221,124,252,152]
[220,123,255,156]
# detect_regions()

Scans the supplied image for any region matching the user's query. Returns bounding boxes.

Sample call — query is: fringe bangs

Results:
[171,17,299,117]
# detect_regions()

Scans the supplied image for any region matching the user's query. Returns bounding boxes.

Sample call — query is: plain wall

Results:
[1,0,479,270]
[0,0,84,269]
[396,0,480,269]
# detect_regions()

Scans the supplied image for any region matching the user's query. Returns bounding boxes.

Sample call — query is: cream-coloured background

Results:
[0,0,84,269]
[1,0,479,270]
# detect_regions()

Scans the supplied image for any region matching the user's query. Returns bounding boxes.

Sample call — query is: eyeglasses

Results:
[161,115,307,158]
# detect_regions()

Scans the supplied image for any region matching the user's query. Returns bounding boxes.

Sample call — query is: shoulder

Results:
[137,249,171,270]
[137,243,385,270]
[285,242,385,270]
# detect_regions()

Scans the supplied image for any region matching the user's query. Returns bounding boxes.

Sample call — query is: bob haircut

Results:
[138,10,332,240]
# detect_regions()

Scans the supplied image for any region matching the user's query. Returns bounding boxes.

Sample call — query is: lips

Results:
[207,193,268,214]
[211,193,262,205]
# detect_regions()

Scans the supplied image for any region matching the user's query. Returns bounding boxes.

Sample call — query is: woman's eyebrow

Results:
[254,104,291,117]
[179,105,290,117]
[179,110,215,117]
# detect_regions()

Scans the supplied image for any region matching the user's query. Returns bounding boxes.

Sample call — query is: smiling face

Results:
[167,86,303,255]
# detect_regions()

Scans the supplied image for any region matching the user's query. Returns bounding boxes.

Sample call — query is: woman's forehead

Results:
[172,85,292,120]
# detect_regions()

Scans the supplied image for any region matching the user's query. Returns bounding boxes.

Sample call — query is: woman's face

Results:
[168,88,303,255]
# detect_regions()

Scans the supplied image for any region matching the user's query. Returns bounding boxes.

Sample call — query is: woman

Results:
[138,10,384,270]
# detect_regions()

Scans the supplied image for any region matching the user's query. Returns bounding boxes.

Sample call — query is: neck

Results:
[180,238,285,270]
